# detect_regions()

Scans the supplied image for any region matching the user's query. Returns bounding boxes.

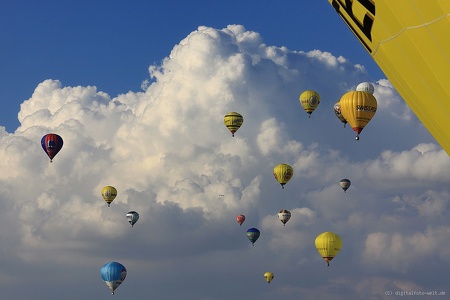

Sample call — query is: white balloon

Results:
[356,82,375,94]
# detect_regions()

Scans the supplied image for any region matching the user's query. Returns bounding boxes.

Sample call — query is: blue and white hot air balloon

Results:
[100,262,127,295]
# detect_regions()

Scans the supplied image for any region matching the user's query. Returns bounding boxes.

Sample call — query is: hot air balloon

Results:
[236,214,245,226]
[224,112,243,137]
[327,1,450,155]
[278,210,291,226]
[100,261,127,295]
[246,228,260,246]
[273,164,294,189]
[356,82,375,94]
[264,272,274,283]
[339,179,351,192]
[339,91,377,140]
[299,90,320,117]
[126,211,139,227]
[41,133,63,162]
[101,186,117,207]
[315,232,342,266]
[333,101,347,127]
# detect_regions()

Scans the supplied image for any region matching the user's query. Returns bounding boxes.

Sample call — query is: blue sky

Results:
[0,0,384,132]
[0,1,448,300]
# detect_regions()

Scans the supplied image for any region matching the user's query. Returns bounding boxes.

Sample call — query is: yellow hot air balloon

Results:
[339,91,377,140]
[315,231,342,266]
[299,90,320,117]
[224,112,243,137]
[264,272,274,283]
[102,186,117,207]
[327,1,450,155]
[273,164,294,189]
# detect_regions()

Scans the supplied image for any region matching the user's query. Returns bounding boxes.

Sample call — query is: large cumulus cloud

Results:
[0,25,449,299]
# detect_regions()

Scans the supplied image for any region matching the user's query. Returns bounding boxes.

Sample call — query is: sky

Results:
[0,1,449,300]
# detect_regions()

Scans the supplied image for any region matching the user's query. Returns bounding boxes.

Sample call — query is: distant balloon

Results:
[236,214,246,226]
[224,112,243,137]
[339,91,377,140]
[356,82,375,94]
[273,164,294,189]
[339,179,351,192]
[264,272,274,283]
[100,261,127,295]
[333,101,347,127]
[315,232,342,266]
[126,211,140,227]
[246,228,260,246]
[299,90,320,117]
[41,133,63,162]
[101,186,117,207]
[277,210,291,226]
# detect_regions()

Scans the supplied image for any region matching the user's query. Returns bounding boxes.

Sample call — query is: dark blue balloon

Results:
[246,228,260,245]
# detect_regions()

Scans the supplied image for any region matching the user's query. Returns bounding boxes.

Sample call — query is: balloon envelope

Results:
[339,91,377,139]
[246,228,260,245]
[339,179,351,192]
[100,262,127,295]
[356,82,375,94]
[299,90,320,117]
[277,209,291,226]
[333,101,347,127]
[273,164,294,189]
[126,211,140,227]
[224,112,243,137]
[101,186,117,207]
[315,232,342,266]
[41,133,63,162]
[264,272,274,283]
[236,214,245,226]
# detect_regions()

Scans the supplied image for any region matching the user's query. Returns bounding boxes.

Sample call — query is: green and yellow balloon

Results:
[224,112,243,137]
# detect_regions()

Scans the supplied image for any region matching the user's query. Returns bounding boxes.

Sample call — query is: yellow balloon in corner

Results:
[339,91,377,140]
[299,90,320,117]
[264,272,274,283]
[315,231,342,266]
[327,0,450,155]
[273,164,294,189]
[224,112,244,137]
[101,186,117,207]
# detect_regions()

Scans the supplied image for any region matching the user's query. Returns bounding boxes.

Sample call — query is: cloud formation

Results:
[0,25,449,299]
